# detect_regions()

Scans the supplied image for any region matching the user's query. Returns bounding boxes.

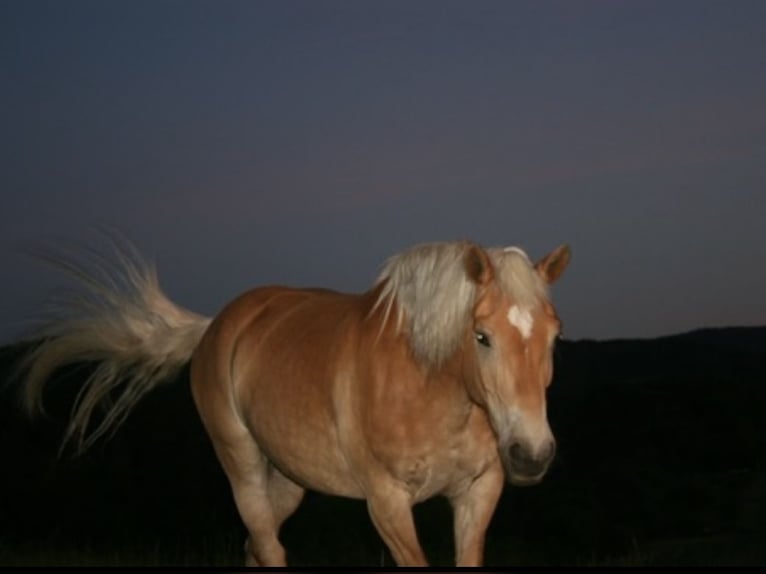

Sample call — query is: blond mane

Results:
[373,242,548,367]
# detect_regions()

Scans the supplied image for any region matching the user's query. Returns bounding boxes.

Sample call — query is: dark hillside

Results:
[1,327,765,565]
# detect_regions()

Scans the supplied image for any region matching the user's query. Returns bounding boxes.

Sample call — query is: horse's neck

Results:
[358,287,475,410]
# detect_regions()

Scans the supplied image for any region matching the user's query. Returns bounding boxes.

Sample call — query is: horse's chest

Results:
[366,403,498,500]
[395,439,496,502]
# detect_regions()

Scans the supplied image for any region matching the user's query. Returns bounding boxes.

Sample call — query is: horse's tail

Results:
[17,239,212,456]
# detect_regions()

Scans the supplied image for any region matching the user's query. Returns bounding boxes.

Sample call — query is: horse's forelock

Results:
[487,247,549,310]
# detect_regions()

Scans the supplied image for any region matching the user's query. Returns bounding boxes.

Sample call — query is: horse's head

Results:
[374,241,570,485]
[463,244,570,486]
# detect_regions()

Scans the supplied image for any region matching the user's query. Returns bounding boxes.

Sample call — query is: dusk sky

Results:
[2,0,765,343]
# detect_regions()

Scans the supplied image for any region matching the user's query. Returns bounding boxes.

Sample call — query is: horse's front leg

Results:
[366,485,428,566]
[449,462,505,566]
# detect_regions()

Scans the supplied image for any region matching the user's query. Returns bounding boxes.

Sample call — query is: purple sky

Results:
[2,0,765,343]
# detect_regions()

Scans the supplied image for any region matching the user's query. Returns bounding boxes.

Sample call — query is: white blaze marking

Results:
[508,305,534,339]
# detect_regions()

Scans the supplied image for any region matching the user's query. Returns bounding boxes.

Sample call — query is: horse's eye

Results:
[475,331,491,347]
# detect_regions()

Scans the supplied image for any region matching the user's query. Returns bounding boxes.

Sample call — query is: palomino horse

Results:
[20,239,570,566]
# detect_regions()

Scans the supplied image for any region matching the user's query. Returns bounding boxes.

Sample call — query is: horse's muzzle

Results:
[504,440,556,486]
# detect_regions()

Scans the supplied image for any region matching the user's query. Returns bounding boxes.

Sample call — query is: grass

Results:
[0,536,241,567]
[2,532,764,567]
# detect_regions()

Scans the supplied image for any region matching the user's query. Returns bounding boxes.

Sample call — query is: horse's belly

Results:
[244,400,364,499]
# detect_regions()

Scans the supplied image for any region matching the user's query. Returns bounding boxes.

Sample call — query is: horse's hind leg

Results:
[268,465,305,530]
[208,429,302,566]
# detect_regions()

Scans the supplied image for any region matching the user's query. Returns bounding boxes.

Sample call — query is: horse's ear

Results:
[536,244,571,285]
[465,244,494,286]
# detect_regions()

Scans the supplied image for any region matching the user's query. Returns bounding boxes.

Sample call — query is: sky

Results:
[1,0,765,343]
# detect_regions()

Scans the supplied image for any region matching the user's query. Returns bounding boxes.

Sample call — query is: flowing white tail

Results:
[19,240,211,455]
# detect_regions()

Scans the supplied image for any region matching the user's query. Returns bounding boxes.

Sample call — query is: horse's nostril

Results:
[508,441,556,473]
[509,443,528,464]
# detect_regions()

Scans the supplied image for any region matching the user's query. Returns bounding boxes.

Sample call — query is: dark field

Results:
[1,327,765,567]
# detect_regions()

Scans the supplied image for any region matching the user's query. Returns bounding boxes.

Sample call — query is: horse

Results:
[19,238,570,566]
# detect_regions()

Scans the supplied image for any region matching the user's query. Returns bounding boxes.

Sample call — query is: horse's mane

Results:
[373,241,547,367]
